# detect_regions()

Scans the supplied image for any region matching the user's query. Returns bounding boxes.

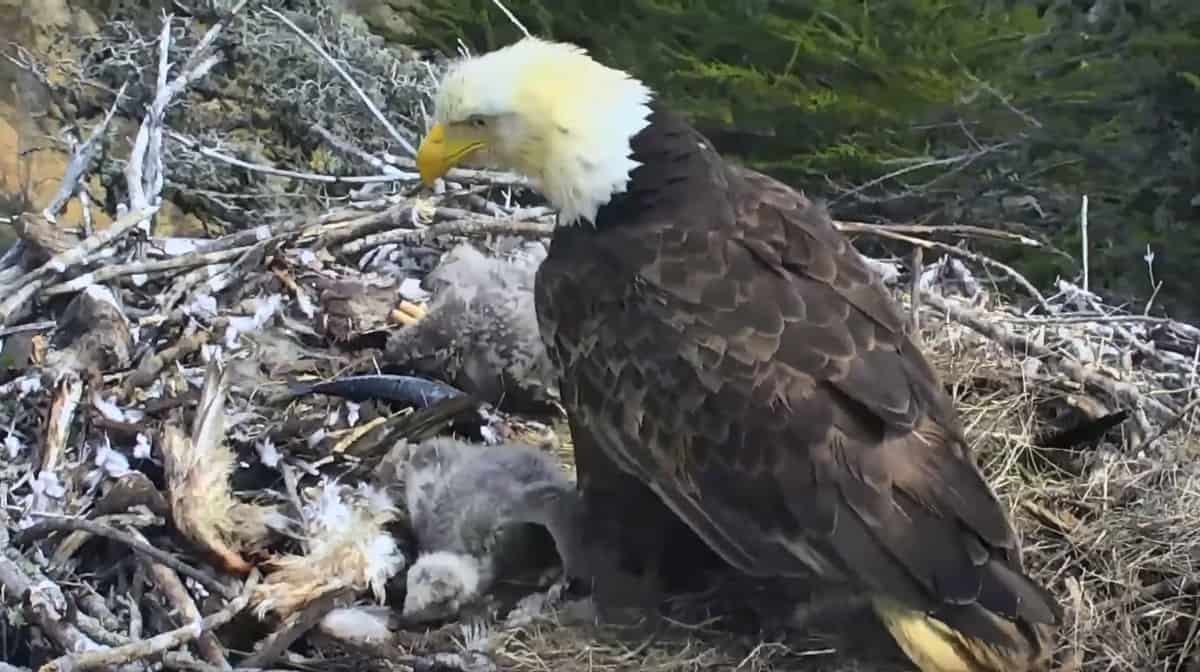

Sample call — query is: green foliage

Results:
[409,1,1022,183]
[405,0,1200,320]
[992,1,1200,309]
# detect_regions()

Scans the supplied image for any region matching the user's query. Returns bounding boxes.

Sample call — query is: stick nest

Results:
[1,2,1198,671]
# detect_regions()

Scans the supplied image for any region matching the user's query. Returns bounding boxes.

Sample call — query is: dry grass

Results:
[919,301,1200,671]
[461,292,1200,672]
[490,621,873,672]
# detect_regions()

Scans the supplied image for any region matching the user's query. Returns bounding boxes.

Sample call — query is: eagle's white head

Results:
[417,37,653,224]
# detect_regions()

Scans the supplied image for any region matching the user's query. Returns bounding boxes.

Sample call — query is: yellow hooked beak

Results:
[416,123,488,186]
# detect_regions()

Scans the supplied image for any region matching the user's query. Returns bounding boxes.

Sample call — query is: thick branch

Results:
[0,205,159,325]
[37,571,259,672]
[920,291,1177,426]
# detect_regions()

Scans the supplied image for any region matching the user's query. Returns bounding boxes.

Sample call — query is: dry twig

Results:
[0,553,110,668]
[12,516,235,599]
[37,570,259,672]
[0,206,158,325]
[42,83,128,225]
[263,6,417,156]
[920,291,1176,426]
[837,222,1051,310]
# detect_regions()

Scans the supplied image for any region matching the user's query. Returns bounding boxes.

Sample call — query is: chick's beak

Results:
[416,123,485,187]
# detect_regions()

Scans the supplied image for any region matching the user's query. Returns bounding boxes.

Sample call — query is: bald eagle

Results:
[415,37,1062,672]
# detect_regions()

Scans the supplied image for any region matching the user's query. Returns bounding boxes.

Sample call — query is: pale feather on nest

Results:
[317,605,397,644]
[251,479,406,621]
[163,359,282,575]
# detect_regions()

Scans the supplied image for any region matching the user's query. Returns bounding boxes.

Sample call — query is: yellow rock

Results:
[154,200,210,238]
[0,0,106,239]
[0,99,113,232]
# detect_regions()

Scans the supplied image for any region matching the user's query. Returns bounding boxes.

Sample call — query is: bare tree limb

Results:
[489,0,533,38]
[37,570,259,672]
[335,212,553,257]
[835,219,1051,251]
[0,205,158,325]
[839,223,1051,311]
[830,142,1014,205]
[13,516,235,599]
[168,131,409,185]
[263,6,418,156]
[126,15,228,232]
[0,551,141,672]
[41,246,254,297]
[43,83,128,224]
[920,291,1177,426]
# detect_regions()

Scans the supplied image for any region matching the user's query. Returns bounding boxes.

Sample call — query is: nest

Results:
[1,3,1198,672]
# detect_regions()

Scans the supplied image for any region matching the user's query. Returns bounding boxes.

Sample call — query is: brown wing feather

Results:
[535,116,1060,652]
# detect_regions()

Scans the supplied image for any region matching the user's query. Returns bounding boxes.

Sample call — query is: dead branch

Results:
[831,142,1014,205]
[0,551,129,670]
[124,5,248,229]
[1134,396,1200,453]
[837,223,1051,310]
[263,6,416,156]
[32,373,83,518]
[306,202,417,251]
[909,247,923,335]
[66,133,95,237]
[238,588,355,670]
[161,653,289,672]
[835,219,1050,251]
[308,123,408,178]
[37,570,259,672]
[998,314,1180,326]
[42,83,128,224]
[387,155,530,188]
[0,205,158,325]
[47,511,162,571]
[124,329,210,391]
[41,246,254,297]
[130,527,230,669]
[0,320,55,338]
[920,291,1177,427]
[73,612,132,647]
[12,516,234,599]
[336,213,553,257]
[167,130,407,186]
[17,214,82,260]
[1055,279,1166,366]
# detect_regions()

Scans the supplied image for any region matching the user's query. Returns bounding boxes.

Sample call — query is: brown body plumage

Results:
[533,104,1062,671]
[414,37,1062,672]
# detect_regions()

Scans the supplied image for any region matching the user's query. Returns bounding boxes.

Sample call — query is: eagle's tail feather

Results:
[870,595,1056,672]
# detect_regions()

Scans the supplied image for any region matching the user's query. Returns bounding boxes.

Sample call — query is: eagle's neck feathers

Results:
[528,69,653,226]
[584,104,726,231]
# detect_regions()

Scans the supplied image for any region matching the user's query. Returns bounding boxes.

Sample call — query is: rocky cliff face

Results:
[0,1,105,250]
[0,0,421,254]
[339,0,418,42]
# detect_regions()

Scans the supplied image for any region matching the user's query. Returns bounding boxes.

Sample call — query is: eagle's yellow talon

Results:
[390,300,427,326]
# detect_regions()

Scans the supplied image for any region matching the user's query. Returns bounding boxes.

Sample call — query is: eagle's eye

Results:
[469,116,487,129]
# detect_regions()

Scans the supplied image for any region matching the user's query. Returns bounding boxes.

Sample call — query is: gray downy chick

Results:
[400,436,582,623]
[384,239,559,413]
